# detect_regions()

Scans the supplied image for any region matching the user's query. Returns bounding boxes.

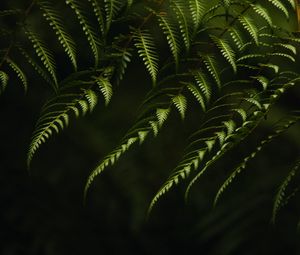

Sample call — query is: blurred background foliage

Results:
[1,0,300,254]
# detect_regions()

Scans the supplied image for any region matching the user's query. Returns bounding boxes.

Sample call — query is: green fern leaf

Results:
[17,46,55,90]
[287,0,296,9]
[157,12,181,68]
[211,36,236,73]
[25,28,58,87]
[172,94,187,120]
[189,0,205,32]
[194,71,211,102]
[186,83,206,111]
[6,59,27,93]
[251,75,269,90]
[104,0,123,31]
[272,159,300,223]
[251,4,272,26]
[274,43,297,55]
[133,29,159,85]
[202,55,221,88]
[66,0,101,66]
[239,15,258,44]
[267,0,289,19]
[229,27,244,50]
[172,0,191,51]
[27,89,98,168]
[268,52,295,62]
[96,77,112,106]
[258,63,279,74]
[0,70,9,94]
[39,0,77,70]
[88,0,105,35]
[156,108,171,127]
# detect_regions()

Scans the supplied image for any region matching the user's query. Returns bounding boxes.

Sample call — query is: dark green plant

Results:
[1,0,300,226]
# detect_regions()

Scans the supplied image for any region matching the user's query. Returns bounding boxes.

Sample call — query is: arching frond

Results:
[202,55,221,88]
[133,29,159,85]
[25,28,58,87]
[104,0,124,31]
[157,12,181,68]
[251,4,272,26]
[211,36,236,73]
[172,0,191,51]
[6,59,27,93]
[189,0,205,32]
[172,94,187,120]
[27,89,98,168]
[238,14,258,44]
[272,158,300,223]
[96,77,112,106]
[66,0,101,66]
[267,0,289,19]
[0,70,8,94]
[214,116,300,206]
[39,0,77,70]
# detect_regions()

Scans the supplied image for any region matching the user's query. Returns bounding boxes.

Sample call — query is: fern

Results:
[214,115,300,206]
[104,0,123,31]
[96,76,112,106]
[0,70,9,94]
[267,0,289,19]
[25,28,58,88]
[157,12,181,69]
[238,14,258,44]
[39,0,77,70]
[251,4,272,26]
[27,88,98,168]
[172,0,191,51]
[6,59,28,93]
[189,0,205,32]
[172,94,187,120]
[211,36,237,73]
[133,29,159,85]
[66,0,101,66]
[272,158,300,223]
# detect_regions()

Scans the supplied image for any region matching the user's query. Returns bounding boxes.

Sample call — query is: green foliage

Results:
[1,0,300,228]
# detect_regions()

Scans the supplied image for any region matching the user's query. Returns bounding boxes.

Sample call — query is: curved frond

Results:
[66,0,101,66]
[104,0,124,31]
[133,29,159,85]
[25,28,58,87]
[6,59,27,93]
[238,14,258,44]
[272,159,300,223]
[211,36,236,73]
[39,0,77,70]
[96,77,112,106]
[0,70,9,95]
[172,93,187,120]
[157,12,181,68]
[267,0,289,19]
[27,89,98,168]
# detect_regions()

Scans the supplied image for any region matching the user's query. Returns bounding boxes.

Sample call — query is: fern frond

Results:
[251,4,272,26]
[104,0,123,31]
[157,12,181,68]
[186,83,206,111]
[25,28,58,87]
[17,46,55,90]
[39,0,77,70]
[202,55,221,88]
[229,27,244,50]
[133,29,159,85]
[88,0,105,35]
[27,89,98,168]
[172,94,187,120]
[214,113,300,206]
[267,0,289,19]
[172,1,191,51]
[6,59,27,93]
[96,77,112,106]
[66,0,101,66]
[238,15,258,44]
[194,71,212,102]
[268,52,295,62]
[274,43,297,55]
[272,159,300,223]
[84,103,171,199]
[211,36,236,73]
[189,0,205,32]
[258,63,279,74]
[0,71,9,94]
[251,75,269,90]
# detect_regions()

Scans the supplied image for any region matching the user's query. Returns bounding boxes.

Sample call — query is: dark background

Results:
[1,1,300,254]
